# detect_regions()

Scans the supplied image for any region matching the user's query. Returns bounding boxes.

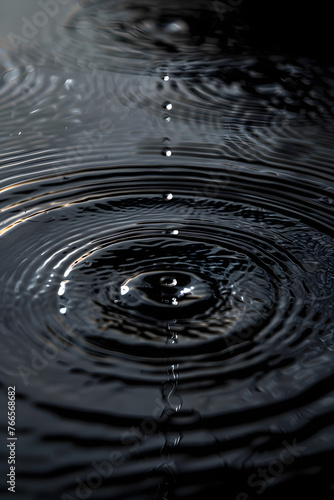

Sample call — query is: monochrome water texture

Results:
[0,1,334,499]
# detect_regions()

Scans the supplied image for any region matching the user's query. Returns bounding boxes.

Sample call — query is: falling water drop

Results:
[163,193,173,200]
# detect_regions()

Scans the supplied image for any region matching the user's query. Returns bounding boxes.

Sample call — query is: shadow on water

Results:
[1,1,334,499]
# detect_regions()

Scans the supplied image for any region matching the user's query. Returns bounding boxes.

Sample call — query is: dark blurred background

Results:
[243,0,333,61]
[0,0,332,61]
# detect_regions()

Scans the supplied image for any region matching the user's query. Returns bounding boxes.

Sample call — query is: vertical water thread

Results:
[155,327,183,500]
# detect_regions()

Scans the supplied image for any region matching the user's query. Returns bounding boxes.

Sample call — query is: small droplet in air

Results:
[164,103,173,111]
[163,149,172,157]
[163,193,173,201]
[162,75,170,81]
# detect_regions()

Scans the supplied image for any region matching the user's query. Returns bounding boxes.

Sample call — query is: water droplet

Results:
[58,281,68,296]
[163,193,173,200]
[164,103,173,111]
[166,333,178,345]
[162,75,170,81]
[121,285,130,295]
[164,115,171,122]
[117,270,216,320]
[160,276,178,287]
[163,149,172,157]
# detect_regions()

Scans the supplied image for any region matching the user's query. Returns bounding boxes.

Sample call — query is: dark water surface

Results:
[1,1,334,499]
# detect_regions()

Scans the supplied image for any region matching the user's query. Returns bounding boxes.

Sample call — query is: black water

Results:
[1,1,334,499]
